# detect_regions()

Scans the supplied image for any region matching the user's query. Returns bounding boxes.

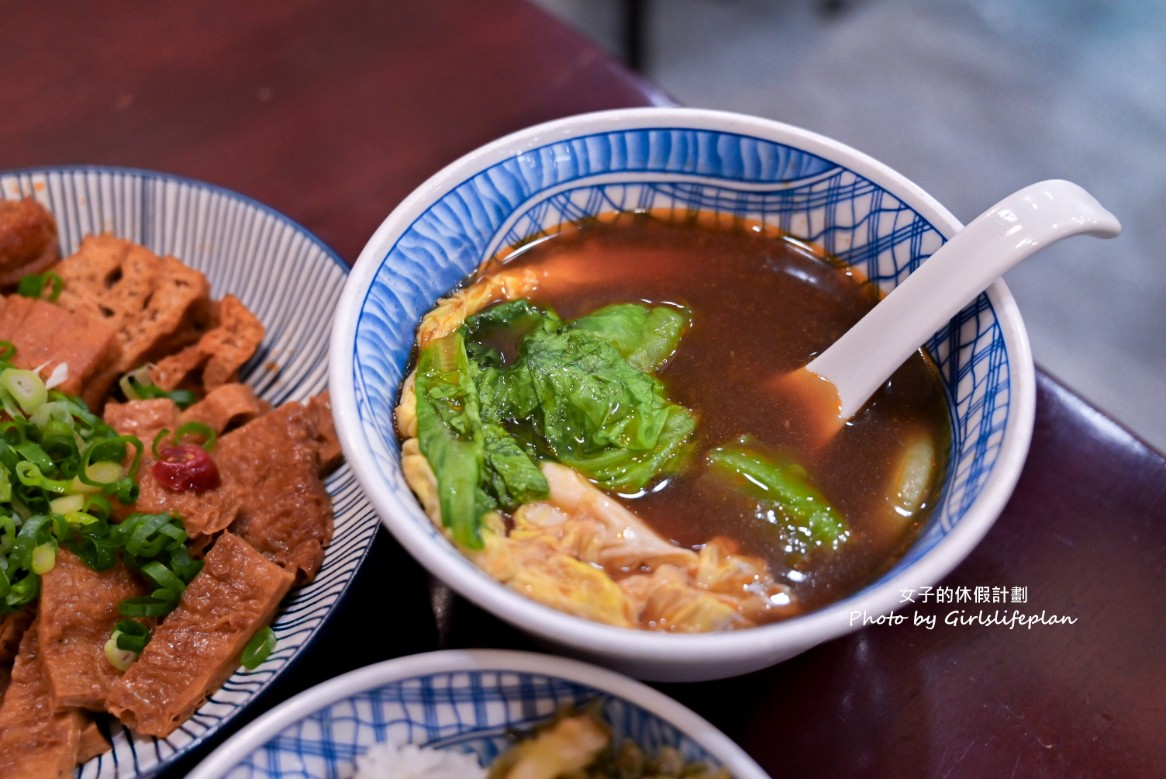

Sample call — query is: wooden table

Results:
[4,2,1163,776]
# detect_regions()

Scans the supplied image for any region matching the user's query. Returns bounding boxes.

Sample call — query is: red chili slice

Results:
[151,443,221,492]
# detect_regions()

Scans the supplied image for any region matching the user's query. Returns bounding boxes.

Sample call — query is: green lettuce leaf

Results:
[482,422,548,510]
[413,331,491,549]
[566,303,691,372]
[414,298,698,545]
[706,437,850,563]
[516,327,694,490]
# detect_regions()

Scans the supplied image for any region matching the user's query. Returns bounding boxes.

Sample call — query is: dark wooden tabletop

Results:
[3,1,1163,777]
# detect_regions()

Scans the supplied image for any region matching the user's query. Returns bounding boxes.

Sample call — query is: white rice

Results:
[351,741,488,779]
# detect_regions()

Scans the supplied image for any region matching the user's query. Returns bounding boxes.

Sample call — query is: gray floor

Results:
[534,0,1166,454]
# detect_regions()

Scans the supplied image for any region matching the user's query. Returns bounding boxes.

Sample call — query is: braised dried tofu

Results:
[0,197,59,286]
[0,607,36,696]
[180,381,268,434]
[102,390,262,535]
[305,391,343,474]
[104,385,265,445]
[0,607,35,667]
[0,623,94,778]
[105,532,294,738]
[150,293,265,392]
[53,233,213,377]
[127,396,335,578]
[222,399,335,582]
[38,549,149,711]
[0,293,123,408]
[104,397,245,538]
[127,464,243,543]
[102,396,183,442]
[77,720,111,766]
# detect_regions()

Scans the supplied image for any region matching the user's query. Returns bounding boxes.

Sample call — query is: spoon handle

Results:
[806,179,1121,420]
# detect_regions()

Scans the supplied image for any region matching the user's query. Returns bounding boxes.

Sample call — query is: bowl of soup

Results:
[329,107,1035,682]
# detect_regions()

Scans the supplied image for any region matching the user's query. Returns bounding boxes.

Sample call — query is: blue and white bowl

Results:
[187,649,771,779]
[1,166,382,777]
[329,108,1035,682]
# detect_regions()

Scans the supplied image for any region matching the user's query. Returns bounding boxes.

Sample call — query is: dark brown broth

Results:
[489,213,950,613]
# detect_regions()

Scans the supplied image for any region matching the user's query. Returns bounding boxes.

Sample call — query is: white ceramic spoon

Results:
[778,179,1121,438]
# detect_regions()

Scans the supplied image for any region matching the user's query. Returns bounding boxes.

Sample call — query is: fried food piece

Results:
[0,621,95,777]
[130,395,335,581]
[304,391,343,475]
[38,550,149,711]
[53,233,212,377]
[221,400,335,582]
[150,293,265,393]
[0,607,35,668]
[105,533,294,738]
[180,381,268,435]
[0,197,59,287]
[0,293,123,410]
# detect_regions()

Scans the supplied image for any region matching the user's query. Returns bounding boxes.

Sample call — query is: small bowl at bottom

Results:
[187,649,771,779]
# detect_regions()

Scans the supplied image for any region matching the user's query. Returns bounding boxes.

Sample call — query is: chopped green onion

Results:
[150,429,168,460]
[30,542,56,575]
[36,420,78,463]
[1,368,48,416]
[13,514,52,552]
[73,462,123,493]
[119,594,178,618]
[241,626,277,670]
[0,515,15,554]
[113,619,150,653]
[139,560,187,599]
[50,494,86,515]
[77,434,144,506]
[152,422,216,459]
[175,421,216,451]
[104,632,138,671]
[17,271,64,302]
[117,366,153,400]
[15,461,72,494]
[57,511,100,532]
[118,366,196,409]
[61,532,117,571]
[116,513,177,557]
[168,389,197,409]
[4,571,39,609]
[111,476,139,505]
[14,441,54,473]
[166,544,204,584]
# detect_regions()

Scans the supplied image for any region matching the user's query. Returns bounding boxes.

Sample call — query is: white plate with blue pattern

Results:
[329,107,1036,682]
[0,166,381,778]
[186,649,772,779]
